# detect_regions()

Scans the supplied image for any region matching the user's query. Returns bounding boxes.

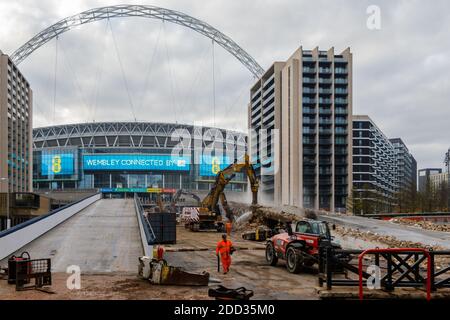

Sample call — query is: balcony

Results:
[319,88,332,94]
[319,128,333,134]
[335,78,348,84]
[319,118,332,125]
[335,98,348,104]
[303,148,316,155]
[319,108,332,115]
[335,108,348,115]
[319,98,332,104]
[303,128,316,135]
[303,98,316,104]
[303,88,316,94]
[303,107,316,114]
[319,78,332,84]
[303,118,316,125]
[303,78,316,84]
[303,67,316,73]
[319,68,332,74]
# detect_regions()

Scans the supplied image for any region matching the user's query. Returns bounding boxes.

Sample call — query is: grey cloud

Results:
[1,0,449,170]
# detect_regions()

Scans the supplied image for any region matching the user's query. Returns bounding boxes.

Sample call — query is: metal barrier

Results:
[134,194,156,256]
[358,248,431,301]
[318,246,450,299]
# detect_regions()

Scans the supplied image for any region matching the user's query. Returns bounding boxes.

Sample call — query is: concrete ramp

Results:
[1,199,143,273]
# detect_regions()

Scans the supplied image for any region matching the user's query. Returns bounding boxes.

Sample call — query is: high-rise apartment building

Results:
[249,47,352,211]
[0,49,33,228]
[352,115,397,212]
[389,138,417,193]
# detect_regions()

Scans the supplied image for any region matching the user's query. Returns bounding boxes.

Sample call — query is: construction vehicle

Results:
[168,189,201,213]
[265,219,345,273]
[185,154,259,232]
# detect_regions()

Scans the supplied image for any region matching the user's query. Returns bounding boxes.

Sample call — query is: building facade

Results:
[418,168,442,193]
[389,138,417,193]
[352,115,397,213]
[0,50,33,229]
[32,122,248,196]
[429,172,450,209]
[249,47,353,211]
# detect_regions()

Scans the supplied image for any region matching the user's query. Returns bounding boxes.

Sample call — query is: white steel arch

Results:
[10,4,264,77]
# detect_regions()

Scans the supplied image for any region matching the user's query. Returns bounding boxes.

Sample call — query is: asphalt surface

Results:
[0,199,143,273]
[320,214,450,249]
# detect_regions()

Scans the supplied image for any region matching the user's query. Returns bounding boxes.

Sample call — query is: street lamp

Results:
[0,177,10,230]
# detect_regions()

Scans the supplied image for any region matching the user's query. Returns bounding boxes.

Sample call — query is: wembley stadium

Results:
[32,122,248,197]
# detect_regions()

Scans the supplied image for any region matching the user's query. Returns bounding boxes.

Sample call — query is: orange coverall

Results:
[216,239,233,273]
[225,222,232,236]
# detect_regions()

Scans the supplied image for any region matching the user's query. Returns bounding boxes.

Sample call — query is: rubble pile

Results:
[390,218,450,233]
[230,202,327,232]
[334,225,441,249]
[334,225,450,267]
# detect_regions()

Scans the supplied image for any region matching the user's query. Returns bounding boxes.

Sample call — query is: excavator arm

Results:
[200,154,259,218]
[170,189,201,212]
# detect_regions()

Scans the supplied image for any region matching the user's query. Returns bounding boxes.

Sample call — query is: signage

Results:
[41,153,75,176]
[83,154,190,171]
[199,155,231,176]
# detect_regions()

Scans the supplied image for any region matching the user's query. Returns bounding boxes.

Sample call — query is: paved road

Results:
[1,199,143,273]
[320,214,450,249]
[163,226,319,299]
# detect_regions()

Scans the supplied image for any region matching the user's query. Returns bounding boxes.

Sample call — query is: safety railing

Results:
[318,245,450,300]
[134,194,156,256]
[358,248,431,301]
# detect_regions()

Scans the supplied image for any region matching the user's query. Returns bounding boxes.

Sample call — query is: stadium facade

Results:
[32,122,248,196]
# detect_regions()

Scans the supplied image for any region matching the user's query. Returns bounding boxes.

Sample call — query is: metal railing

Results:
[318,246,450,300]
[134,194,156,245]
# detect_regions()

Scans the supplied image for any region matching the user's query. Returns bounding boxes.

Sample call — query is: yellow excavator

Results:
[186,154,259,232]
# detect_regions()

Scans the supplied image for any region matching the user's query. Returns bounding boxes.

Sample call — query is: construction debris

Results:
[390,218,450,233]
[334,225,441,250]
[333,225,450,268]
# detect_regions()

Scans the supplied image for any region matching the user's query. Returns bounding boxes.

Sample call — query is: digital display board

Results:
[41,153,75,176]
[82,154,190,171]
[199,155,231,176]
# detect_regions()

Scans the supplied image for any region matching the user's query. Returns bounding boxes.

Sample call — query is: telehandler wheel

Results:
[265,242,278,266]
[286,247,303,274]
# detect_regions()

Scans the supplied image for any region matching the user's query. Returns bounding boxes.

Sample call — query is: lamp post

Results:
[0,177,10,230]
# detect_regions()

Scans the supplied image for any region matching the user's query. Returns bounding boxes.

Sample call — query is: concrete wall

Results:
[0,193,101,260]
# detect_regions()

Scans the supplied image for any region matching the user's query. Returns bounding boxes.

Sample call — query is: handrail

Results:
[134,194,156,244]
[0,192,101,238]
[358,248,432,301]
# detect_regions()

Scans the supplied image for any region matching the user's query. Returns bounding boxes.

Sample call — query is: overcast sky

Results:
[0,0,449,170]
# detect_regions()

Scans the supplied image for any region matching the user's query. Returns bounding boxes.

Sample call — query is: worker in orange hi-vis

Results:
[216,234,234,274]
[225,221,232,236]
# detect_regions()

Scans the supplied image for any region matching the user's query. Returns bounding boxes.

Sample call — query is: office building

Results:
[418,168,442,192]
[389,138,417,193]
[0,50,33,229]
[249,47,353,211]
[352,115,397,213]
